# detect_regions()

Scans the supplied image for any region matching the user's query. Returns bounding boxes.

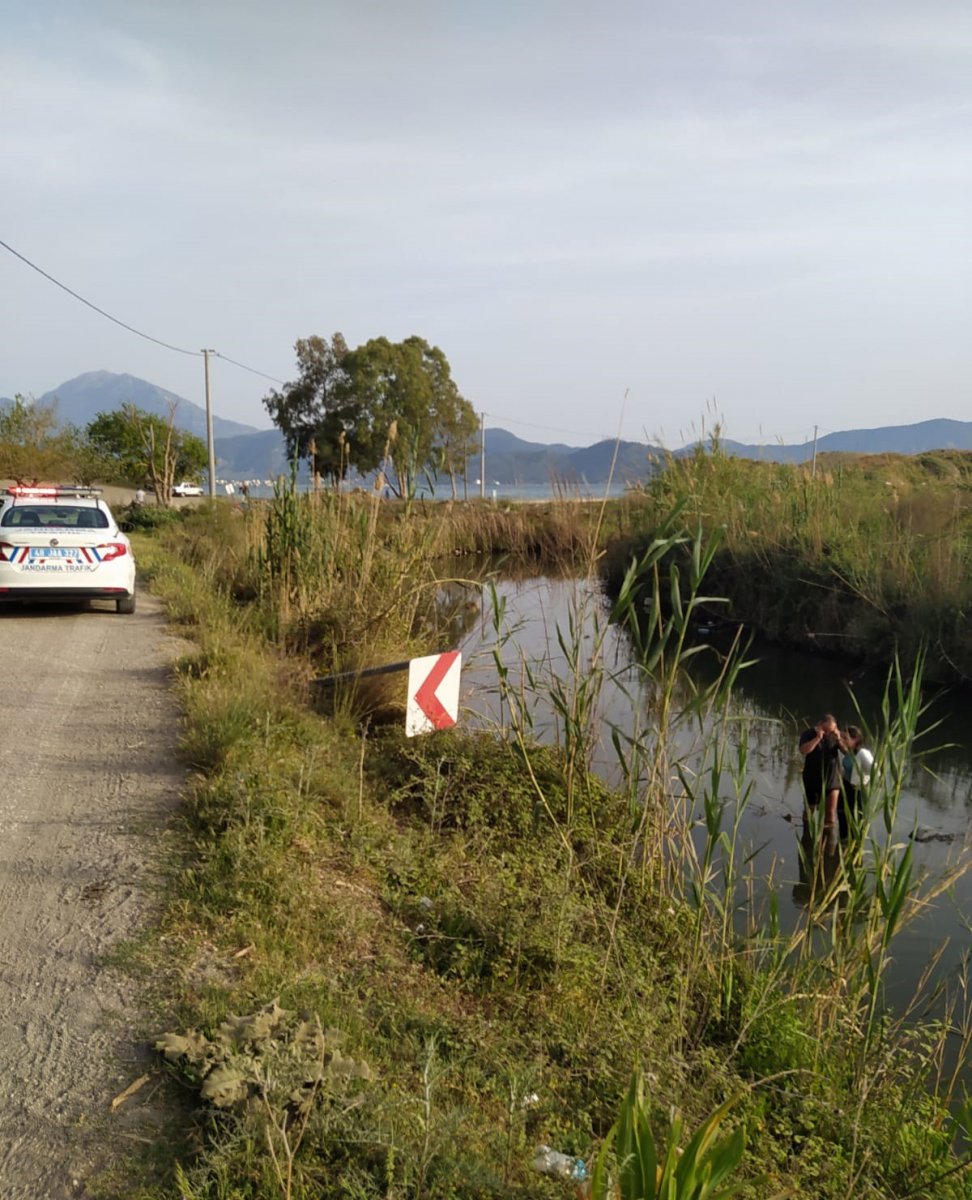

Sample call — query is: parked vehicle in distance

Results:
[0,485,136,613]
[172,481,204,497]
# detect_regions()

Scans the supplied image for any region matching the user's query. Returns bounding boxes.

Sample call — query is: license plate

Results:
[29,546,80,559]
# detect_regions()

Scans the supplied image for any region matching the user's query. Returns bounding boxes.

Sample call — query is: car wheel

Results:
[116,592,136,614]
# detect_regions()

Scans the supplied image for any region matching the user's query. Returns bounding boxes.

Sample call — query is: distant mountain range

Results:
[476,427,655,486]
[5,371,972,484]
[35,370,258,442]
[718,419,972,463]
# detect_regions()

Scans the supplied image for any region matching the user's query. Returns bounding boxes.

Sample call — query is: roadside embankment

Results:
[111,489,972,1199]
[601,447,972,684]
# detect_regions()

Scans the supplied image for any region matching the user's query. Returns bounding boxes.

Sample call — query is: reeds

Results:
[251,473,445,673]
[605,443,972,682]
[480,510,972,1195]
[136,475,972,1198]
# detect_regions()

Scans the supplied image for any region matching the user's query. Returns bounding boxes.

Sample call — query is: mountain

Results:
[214,429,292,479]
[470,429,656,485]
[215,429,658,487]
[214,419,972,481]
[717,419,972,463]
[37,370,260,441]
[471,428,574,484]
[10,371,972,482]
[567,438,658,481]
[474,419,972,484]
[819,418,972,455]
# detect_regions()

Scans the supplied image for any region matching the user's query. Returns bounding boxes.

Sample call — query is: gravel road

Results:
[0,591,183,1198]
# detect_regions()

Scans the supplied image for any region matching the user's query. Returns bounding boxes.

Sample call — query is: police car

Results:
[0,486,137,613]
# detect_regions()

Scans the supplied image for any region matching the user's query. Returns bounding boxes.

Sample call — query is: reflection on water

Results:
[457,575,972,1011]
[791,825,843,912]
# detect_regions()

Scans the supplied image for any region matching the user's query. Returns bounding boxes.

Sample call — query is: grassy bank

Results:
[602,446,972,684]
[110,489,972,1199]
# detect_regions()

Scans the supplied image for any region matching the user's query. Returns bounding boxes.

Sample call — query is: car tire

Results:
[116,592,136,614]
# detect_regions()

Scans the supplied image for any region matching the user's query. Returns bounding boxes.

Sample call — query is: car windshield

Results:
[1,505,110,530]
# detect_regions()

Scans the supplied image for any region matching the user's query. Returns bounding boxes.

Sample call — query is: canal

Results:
[457,574,972,1014]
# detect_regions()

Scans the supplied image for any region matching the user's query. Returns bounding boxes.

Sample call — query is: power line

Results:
[213,352,283,385]
[483,410,617,442]
[0,236,284,385]
[0,237,201,358]
[1,237,629,425]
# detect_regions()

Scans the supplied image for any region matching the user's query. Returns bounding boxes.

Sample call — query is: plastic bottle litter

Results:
[531,1145,588,1183]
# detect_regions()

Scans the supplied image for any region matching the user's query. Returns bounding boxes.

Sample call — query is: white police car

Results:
[0,486,137,613]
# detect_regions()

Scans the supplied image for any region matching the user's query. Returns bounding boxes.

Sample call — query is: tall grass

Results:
[164,480,615,678]
[121,488,972,1200]
[604,443,972,682]
[158,479,449,694]
[479,510,972,1197]
[613,527,972,1197]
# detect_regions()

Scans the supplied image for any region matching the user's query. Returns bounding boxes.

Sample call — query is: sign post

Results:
[406,651,461,738]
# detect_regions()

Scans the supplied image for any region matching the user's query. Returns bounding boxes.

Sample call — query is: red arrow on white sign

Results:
[406,651,461,738]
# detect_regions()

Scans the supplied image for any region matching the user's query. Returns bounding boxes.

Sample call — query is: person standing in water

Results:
[838,725,874,840]
[799,714,845,836]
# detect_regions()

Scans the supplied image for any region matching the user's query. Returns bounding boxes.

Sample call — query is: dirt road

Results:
[0,592,183,1198]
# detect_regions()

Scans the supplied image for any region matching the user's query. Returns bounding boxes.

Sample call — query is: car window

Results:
[1,505,110,529]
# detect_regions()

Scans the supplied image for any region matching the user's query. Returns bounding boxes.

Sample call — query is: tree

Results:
[438,391,480,500]
[264,334,476,499]
[0,394,79,482]
[262,334,352,486]
[336,335,477,500]
[86,405,207,506]
[65,425,112,486]
[86,410,148,484]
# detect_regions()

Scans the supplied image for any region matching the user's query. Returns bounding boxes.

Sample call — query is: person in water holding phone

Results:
[798,713,846,837]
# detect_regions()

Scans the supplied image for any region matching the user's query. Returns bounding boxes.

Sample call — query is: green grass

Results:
[603,444,972,682]
[105,495,972,1200]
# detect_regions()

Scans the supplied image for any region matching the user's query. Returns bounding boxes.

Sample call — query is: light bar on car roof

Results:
[2,485,103,498]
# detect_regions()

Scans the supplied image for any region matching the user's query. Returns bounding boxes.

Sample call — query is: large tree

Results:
[86,404,207,505]
[262,334,353,486]
[264,334,475,498]
[337,335,477,500]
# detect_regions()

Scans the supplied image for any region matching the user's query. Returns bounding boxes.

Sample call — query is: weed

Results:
[589,1072,751,1200]
[111,496,972,1200]
[604,444,972,683]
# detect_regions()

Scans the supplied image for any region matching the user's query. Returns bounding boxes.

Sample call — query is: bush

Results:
[119,502,186,532]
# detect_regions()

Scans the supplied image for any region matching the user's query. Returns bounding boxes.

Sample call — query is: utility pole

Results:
[201,349,216,498]
[479,411,486,501]
[810,424,819,480]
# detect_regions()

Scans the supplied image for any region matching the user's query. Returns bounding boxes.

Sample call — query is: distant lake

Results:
[219,479,631,502]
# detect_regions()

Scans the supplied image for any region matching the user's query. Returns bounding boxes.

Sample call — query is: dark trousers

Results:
[838,782,862,840]
[803,776,824,810]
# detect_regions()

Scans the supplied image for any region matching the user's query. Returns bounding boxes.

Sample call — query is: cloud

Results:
[2,0,970,442]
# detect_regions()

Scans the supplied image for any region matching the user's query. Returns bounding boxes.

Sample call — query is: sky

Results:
[2,0,970,448]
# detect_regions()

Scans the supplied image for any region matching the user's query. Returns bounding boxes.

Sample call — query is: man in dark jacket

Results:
[799,713,844,834]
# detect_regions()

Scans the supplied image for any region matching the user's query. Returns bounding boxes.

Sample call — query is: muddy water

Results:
[457,575,972,1012]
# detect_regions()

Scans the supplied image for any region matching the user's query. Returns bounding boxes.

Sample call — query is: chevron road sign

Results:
[406,651,462,738]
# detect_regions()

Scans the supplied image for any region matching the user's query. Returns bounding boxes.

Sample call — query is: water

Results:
[219,480,629,502]
[456,575,972,1011]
